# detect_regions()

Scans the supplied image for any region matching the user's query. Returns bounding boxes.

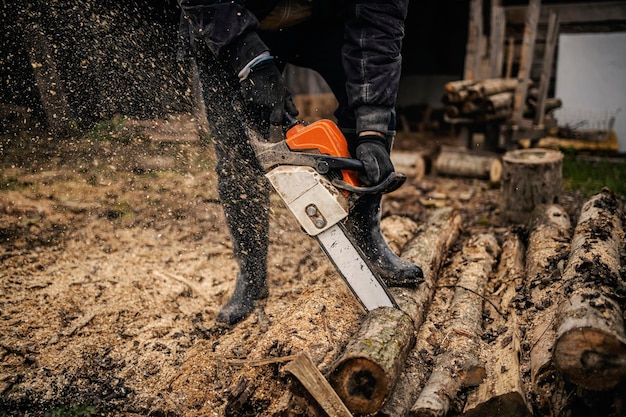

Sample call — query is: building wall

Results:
[555,32,626,152]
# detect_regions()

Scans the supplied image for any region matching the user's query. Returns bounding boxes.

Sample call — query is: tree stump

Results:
[500,148,563,224]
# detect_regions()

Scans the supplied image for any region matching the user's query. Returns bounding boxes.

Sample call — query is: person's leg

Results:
[263,22,423,287]
[195,45,271,325]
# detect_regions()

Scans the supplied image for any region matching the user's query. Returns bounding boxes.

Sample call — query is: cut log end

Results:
[554,327,626,391]
[330,358,389,415]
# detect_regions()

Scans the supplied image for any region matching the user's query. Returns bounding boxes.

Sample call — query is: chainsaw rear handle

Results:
[314,154,405,194]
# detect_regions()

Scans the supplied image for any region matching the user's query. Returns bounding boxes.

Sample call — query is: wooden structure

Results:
[444,0,562,151]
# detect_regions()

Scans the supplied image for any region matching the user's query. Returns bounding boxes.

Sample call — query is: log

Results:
[523,205,572,415]
[463,230,532,417]
[434,148,503,184]
[284,352,353,417]
[329,308,415,415]
[391,151,427,183]
[338,207,462,416]
[553,189,626,391]
[333,207,462,417]
[445,80,476,94]
[500,148,563,224]
[483,91,513,113]
[410,234,501,417]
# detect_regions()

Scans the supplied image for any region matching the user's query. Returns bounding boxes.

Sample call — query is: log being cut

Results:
[329,207,462,415]
[553,189,626,391]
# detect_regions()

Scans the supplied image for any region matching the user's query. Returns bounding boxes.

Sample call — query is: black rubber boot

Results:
[192,46,272,326]
[214,161,270,326]
[344,193,424,288]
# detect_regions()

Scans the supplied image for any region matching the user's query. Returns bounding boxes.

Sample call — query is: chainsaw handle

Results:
[332,171,406,195]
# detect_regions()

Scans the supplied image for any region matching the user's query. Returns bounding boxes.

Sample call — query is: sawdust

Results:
[0,123,604,416]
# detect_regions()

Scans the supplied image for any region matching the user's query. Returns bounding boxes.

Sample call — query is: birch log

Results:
[463,230,531,417]
[554,189,626,391]
[524,205,572,415]
[392,151,427,183]
[331,207,462,416]
[410,233,501,417]
[434,148,503,184]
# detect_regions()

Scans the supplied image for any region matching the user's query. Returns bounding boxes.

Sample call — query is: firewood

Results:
[434,148,502,184]
[463,230,532,417]
[479,78,520,96]
[444,80,475,94]
[482,91,513,113]
[391,151,427,183]
[410,233,500,417]
[553,189,626,391]
[522,205,573,415]
[331,207,463,416]
[500,149,564,224]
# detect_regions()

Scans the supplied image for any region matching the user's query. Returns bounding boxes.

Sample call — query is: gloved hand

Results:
[355,135,395,186]
[240,59,298,129]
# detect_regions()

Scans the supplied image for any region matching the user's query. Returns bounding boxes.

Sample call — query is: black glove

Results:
[355,135,395,186]
[240,59,298,129]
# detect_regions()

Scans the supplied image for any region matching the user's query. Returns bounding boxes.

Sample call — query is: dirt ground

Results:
[0,117,621,416]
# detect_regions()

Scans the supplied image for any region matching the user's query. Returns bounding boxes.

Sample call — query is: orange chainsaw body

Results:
[285,120,360,187]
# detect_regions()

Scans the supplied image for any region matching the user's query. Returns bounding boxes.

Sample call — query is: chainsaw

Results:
[247,116,405,311]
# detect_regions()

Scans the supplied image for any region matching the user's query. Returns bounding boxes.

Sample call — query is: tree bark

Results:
[521,205,573,415]
[330,207,462,416]
[553,189,626,391]
[410,234,500,417]
[500,148,563,224]
[463,230,532,417]
[434,148,502,184]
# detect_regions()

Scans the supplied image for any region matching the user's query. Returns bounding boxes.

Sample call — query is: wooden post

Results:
[505,37,515,79]
[500,148,563,224]
[464,0,484,81]
[489,2,506,78]
[512,0,541,122]
[534,10,560,127]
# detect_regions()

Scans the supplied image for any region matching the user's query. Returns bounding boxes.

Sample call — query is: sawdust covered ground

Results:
[0,119,589,416]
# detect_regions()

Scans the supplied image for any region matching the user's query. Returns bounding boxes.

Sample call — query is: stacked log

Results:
[443,78,559,122]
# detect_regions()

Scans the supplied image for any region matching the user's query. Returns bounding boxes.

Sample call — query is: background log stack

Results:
[443,78,561,124]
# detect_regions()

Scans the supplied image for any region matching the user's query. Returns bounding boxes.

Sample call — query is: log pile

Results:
[442,78,560,122]
[282,189,626,417]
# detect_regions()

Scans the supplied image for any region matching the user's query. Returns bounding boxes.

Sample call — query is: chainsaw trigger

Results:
[332,172,406,195]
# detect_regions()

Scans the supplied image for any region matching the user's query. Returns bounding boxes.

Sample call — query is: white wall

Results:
[555,32,626,152]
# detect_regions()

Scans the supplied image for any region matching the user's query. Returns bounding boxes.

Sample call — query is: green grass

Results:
[562,154,626,196]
